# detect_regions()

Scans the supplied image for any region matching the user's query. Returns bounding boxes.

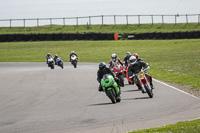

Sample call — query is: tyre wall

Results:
[0,31,200,42]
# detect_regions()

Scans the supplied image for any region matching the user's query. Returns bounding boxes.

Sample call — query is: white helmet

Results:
[71,51,75,54]
[111,53,117,61]
[129,56,137,65]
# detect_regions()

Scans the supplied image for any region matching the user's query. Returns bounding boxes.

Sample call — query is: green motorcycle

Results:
[101,74,121,104]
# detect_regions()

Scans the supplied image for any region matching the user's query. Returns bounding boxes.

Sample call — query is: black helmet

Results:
[99,62,106,71]
[126,52,131,58]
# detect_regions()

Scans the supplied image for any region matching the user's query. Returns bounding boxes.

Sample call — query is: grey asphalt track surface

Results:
[0,62,200,133]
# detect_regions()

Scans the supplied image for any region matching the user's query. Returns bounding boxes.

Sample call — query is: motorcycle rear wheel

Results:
[119,74,124,87]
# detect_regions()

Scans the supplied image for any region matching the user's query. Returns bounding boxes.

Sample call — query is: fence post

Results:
[162,15,164,25]
[114,15,116,25]
[186,14,188,24]
[76,17,78,26]
[89,16,91,25]
[126,15,129,25]
[63,18,65,27]
[50,18,52,27]
[138,15,140,25]
[151,15,153,25]
[37,19,39,27]
[175,15,177,25]
[24,19,25,28]
[198,14,200,24]
[102,15,104,25]
[10,19,12,28]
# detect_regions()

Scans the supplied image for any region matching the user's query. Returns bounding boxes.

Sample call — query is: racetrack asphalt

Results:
[0,62,199,133]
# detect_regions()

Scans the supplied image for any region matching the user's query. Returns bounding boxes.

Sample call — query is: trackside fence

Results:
[0,14,200,27]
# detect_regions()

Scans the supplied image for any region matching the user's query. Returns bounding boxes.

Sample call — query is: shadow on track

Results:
[88,102,113,106]
[123,89,140,92]
[122,97,149,101]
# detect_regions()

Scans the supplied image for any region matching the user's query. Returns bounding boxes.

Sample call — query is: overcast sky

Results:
[0,0,199,19]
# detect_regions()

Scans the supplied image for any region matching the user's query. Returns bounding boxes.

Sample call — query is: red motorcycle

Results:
[129,69,153,98]
[112,64,125,87]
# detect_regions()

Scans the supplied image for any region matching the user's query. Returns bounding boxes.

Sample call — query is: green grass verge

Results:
[0,23,200,34]
[0,39,200,91]
[129,119,200,133]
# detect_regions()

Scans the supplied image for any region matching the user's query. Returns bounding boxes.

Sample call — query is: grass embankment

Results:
[0,23,200,34]
[130,119,200,133]
[0,40,199,91]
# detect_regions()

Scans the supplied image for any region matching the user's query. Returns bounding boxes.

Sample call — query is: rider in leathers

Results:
[97,62,120,93]
[109,53,123,69]
[128,56,154,90]
[123,52,131,68]
[69,51,78,62]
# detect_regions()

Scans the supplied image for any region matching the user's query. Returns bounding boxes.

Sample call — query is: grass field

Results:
[130,119,200,133]
[0,23,200,34]
[0,39,199,91]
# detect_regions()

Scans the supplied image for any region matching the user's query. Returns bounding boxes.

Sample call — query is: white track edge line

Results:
[153,78,200,100]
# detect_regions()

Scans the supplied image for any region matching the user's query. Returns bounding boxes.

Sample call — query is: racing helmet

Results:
[133,53,139,60]
[111,53,117,62]
[99,62,106,71]
[55,54,58,58]
[47,53,50,56]
[129,56,137,65]
[126,52,131,58]
[71,51,75,54]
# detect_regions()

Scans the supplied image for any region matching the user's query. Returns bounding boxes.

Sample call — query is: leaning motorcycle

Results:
[112,64,125,87]
[101,74,121,104]
[47,57,54,69]
[56,57,64,69]
[129,69,153,98]
[71,55,78,68]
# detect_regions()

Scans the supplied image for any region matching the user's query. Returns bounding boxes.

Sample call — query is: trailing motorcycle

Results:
[112,64,125,87]
[56,57,64,69]
[47,57,54,69]
[129,69,153,98]
[101,74,121,104]
[71,55,78,68]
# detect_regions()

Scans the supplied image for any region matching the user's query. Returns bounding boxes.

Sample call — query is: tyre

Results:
[106,89,116,104]
[119,74,124,87]
[144,84,153,98]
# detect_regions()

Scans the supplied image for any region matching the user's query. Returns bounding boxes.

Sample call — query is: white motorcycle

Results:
[47,57,54,69]
[71,55,78,68]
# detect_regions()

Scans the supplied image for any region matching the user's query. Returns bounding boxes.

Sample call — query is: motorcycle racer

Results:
[97,62,120,92]
[70,51,78,62]
[54,54,60,65]
[133,53,143,62]
[128,56,154,89]
[109,53,123,69]
[123,52,131,67]
[46,53,53,64]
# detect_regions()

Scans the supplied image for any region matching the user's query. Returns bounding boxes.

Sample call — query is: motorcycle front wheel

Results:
[106,89,116,104]
[144,84,153,98]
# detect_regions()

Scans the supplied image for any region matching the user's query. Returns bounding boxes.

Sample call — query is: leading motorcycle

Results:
[101,74,121,104]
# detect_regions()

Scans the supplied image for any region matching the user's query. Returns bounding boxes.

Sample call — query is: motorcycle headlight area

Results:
[102,84,107,87]
[109,81,114,86]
